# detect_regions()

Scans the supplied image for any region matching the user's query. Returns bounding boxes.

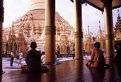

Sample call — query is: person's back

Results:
[90,48,105,67]
[26,49,41,71]
[86,42,105,68]
[21,42,41,72]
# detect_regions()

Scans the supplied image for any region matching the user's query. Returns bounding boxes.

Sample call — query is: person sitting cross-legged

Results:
[21,42,41,73]
[86,42,109,68]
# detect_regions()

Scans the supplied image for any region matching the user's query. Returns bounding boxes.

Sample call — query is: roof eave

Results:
[86,1,104,11]
[70,0,121,11]
[112,5,121,9]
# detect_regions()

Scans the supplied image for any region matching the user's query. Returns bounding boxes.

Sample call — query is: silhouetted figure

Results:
[10,51,15,66]
[56,46,60,58]
[71,48,75,59]
[67,46,70,57]
[86,42,109,68]
[115,42,121,76]
[115,42,121,61]
[21,42,41,72]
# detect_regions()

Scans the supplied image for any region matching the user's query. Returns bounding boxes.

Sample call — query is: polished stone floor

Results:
[1,57,121,82]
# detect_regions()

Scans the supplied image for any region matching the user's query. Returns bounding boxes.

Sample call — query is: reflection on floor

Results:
[1,57,121,82]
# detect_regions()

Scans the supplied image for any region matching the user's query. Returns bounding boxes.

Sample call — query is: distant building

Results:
[2,0,74,56]
[83,21,105,54]
[96,21,105,50]
[83,26,94,54]
[3,0,120,56]
[114,10,121,41]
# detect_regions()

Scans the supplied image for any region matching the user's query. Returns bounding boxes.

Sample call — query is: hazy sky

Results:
[3,0,121,35]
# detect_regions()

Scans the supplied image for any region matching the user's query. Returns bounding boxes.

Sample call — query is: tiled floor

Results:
[1,57,121,82]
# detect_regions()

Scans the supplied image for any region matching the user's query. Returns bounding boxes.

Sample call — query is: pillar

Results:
[102,0,114,64]
[74,0,83,60]
[0,0,3,75]
[45,0,56,64]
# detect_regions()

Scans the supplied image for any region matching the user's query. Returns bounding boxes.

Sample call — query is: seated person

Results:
[41,52,59,65]
[115,42,121,61]
[21,42,41,72]
[41,52,46,64]
[86,42,108,68]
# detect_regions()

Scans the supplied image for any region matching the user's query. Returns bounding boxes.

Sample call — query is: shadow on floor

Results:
[1,60,121,82]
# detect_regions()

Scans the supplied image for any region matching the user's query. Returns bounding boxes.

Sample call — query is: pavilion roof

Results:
[71,0,121,11]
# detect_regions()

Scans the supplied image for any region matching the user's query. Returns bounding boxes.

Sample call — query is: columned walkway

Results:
[0,0,121,81]
[1,59,121,82]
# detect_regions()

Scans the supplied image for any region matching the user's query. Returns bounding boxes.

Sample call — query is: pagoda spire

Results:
[114,9,121,40]
[8,27,11,40]
[115,9,121,31]
[98,21,102,36]
[117,9,121,23]
[8,21,16,41]
[11,21,15,36]
[18,25,25,40]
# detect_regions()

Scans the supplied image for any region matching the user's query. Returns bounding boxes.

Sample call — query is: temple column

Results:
[74,0,83,60]
[102,0,114,64]
[0,0,3,75]
[45,0,56,64]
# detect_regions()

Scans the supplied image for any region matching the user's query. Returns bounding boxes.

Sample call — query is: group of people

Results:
[10,51,23,66]
[9,42,48,73]
[22,41,107,72]
[9,41,121,73]
[2,51,24,74]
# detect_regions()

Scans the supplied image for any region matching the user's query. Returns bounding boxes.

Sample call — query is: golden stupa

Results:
[2,0,74,56]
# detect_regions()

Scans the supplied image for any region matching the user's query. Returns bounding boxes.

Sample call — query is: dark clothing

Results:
[10,52,15,66]
[115,42,121,61]
[116,47,121,61]
[25,49,41,71]
[71,49,75,59]
[10,57,14,66]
